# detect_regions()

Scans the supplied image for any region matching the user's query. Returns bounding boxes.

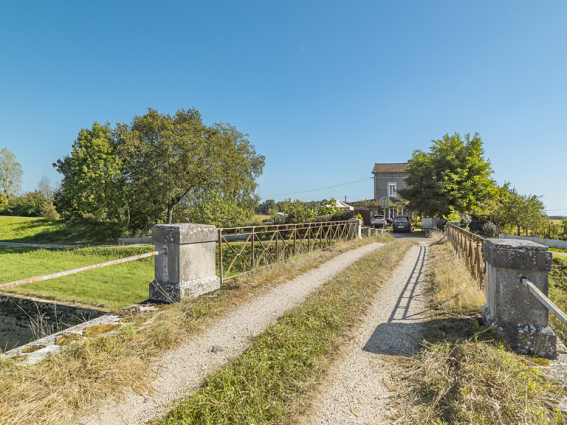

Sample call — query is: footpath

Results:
[80,242,385,425]
[303,243,429,424]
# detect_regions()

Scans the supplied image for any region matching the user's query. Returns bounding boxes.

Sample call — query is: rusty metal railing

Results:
[0,248,167,291]
[217,220,357,283]
[447,223,487,288]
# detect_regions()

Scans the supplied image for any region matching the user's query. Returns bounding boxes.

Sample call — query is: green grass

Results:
[0,246,155,310]
[0,216,123,245]
[158,240,413,425]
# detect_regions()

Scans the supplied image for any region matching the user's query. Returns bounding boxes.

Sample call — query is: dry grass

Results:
[426,229,485,314]
[385,230,566,424]
[0,233,391,425]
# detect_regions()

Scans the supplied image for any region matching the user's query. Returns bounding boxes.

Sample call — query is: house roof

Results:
[371,163,408,174]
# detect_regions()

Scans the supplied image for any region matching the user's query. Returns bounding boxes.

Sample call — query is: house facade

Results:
[372,163,408,200]
[372,163,409,219]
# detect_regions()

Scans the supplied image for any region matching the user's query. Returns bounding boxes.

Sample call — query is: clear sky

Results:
[1,1,566,214]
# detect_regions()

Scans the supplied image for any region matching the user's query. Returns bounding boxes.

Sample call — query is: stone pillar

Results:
[348,218,362,240]
[482,239,556,358]
[150,223,221,303]
[446,221,460,239]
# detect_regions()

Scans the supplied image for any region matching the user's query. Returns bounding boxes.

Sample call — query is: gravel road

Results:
[303,243,429,425]
[80,242,385,425]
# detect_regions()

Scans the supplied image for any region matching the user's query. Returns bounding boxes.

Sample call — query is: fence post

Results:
[447,221,460,241]
[482,238,556,358]
[348,218,362,240]
[150,223,221,303]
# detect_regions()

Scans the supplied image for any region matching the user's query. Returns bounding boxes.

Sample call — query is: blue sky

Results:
[1,1,566,214]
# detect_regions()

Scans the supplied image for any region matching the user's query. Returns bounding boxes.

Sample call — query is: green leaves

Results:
[54,108,265,230]
[0,148,23,209]
[398,133,496,217]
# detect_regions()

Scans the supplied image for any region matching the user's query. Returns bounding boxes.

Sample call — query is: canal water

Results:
[0,295,104,353]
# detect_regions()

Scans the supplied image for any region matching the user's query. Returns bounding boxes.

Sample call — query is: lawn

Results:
[0,216,123,245]
[0,246,156,310]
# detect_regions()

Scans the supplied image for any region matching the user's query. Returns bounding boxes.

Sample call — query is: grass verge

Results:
[386,230,566,424]
[0,246,156,310]
[549,256,567,342]
[0,215,123,245]
[158,239,414,424]
[0,234,391,425]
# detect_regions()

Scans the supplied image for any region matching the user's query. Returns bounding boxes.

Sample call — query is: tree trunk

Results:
[167,202,174,224]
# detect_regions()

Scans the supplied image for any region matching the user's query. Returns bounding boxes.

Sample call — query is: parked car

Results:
[371,215,387,228]
[392,216,411,233]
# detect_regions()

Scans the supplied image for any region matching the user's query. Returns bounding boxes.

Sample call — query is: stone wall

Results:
[0,294,105,352]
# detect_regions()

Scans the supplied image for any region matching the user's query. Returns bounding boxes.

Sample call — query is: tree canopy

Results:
[54,108,265,230]
[398,133,496,217]
[0,148,23,208]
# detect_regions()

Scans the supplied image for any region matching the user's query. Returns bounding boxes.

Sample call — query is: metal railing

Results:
[521,277,567,326]
[447,223,486,288]
[217,220,357,283]
[0,248,167,291]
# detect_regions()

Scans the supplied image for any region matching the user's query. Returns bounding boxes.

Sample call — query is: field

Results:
[0,216,122,245]
[0,246,156,310]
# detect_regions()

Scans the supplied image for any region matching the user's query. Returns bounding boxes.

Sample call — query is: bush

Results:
[0,191,44,217]
[482,221,498,238]
[186,193,253,228]
[460,213,472,230]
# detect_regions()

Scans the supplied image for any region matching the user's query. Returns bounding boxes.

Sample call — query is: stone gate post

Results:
[150,223,220,303]
[348,218,362,240]
[482,239,556,358]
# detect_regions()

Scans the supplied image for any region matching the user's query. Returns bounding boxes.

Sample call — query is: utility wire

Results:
[261,177,372,198]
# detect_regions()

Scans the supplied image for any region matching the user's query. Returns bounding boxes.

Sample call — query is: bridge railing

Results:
[217,219,361,284]
[447,222,486,288]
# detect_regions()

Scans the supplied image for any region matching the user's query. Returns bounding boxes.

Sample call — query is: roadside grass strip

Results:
[0,235,389,425]
[0,246,156,310]
[159,240,414,425]
[387,231,566,425]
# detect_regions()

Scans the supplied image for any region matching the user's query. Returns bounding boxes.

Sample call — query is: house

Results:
[372,163,408,200]
[371,162,409,219]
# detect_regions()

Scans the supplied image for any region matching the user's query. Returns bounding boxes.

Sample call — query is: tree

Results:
[398,133,496,217]
[494,187,547,236]
[54,123,124,221]
[256,199,278,215]
[116,108,265,227]
[0,148,23,208]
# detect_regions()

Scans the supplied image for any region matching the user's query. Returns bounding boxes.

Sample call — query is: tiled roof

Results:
[371,163,408,174]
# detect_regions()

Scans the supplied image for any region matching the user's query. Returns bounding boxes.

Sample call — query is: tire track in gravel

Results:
[80,242,385,425]
[303,243,429,425]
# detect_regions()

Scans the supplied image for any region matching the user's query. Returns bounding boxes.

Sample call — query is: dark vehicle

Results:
[371,215,387,228]
[392,216,411,233]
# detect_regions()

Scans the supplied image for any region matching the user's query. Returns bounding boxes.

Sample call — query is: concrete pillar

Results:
[150,223,221,303]
[447,221,460,239]
[348,218,362,240]
[482,239,556,358]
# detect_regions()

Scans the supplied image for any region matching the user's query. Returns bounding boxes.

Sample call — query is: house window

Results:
[388,183,397,197]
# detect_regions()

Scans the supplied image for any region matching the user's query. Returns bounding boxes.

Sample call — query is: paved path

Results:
[553,251,567,258]
[80,242,385,425]
[304,243,430,425]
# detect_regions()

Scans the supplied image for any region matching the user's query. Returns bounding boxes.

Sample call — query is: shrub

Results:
[482,221,498,238]
[1,191,44,217]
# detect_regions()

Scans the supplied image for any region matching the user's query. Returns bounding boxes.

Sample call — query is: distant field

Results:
[0,216,122,245]
[0,246,155,310]
[254,214,272,222]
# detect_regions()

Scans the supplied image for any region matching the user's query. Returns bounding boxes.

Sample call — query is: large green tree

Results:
[0,148,23,208]
[54,123,124,221]
[116,108,265,226]
[398,133,496,217]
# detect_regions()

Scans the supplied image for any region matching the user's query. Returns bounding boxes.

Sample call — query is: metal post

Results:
[251,228,255,270]
[218,229,223,285]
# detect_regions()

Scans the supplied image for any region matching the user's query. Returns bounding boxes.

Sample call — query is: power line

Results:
[261,177,372,199]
